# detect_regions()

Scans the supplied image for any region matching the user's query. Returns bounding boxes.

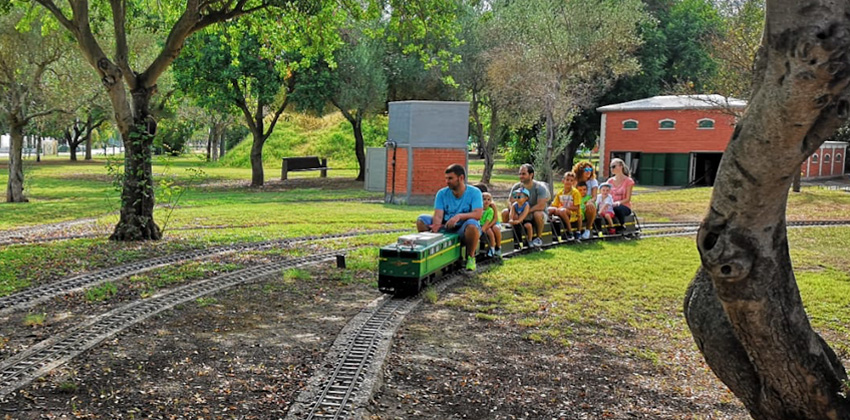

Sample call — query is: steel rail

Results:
[285,218,850,420]
[0,229,406,316]
[0,250,347,399]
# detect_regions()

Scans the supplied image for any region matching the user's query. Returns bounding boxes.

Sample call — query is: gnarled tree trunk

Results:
[352,115,365,182]
[684,2,850,419]
[110,84,161,241]
[6,116,27,203]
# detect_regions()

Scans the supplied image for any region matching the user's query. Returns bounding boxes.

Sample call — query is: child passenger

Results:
[549,172,583,241]
[509,188,534,247]
[576,181,593,237]
[596,183,617,234]
[480,192,503,257]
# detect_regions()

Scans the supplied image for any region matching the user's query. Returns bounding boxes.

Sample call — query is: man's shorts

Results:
[417,214,482,236]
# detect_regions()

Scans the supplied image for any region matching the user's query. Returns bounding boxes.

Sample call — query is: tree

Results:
[708,0,764,100]
[453,2,499,184]
[173,29,295,186]
[11,0,289,238]
[294,29,389,182]
[485,0,651,186]
[683,1,850,418]
[60,107,108,161]
[0,11,67,202]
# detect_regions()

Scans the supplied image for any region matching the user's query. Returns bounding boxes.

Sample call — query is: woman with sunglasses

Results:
[606,158,635,228]
[572,161,598,239]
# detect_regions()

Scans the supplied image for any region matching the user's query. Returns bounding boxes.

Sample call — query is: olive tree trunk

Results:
[683,2,850,419]
[111,86,161,240]
[351,115,365,182]
[5,116,27,203]
[481,104,501,185]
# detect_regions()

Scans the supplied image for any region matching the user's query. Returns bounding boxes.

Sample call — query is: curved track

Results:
[0,229,405,316]
[0,250,347,399]
[286,219,850,419]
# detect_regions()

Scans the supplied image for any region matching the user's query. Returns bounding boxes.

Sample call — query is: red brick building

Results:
[597,94,848,185]
[802,141,847,179]
[597,95,746,186]
[384,101,470,205]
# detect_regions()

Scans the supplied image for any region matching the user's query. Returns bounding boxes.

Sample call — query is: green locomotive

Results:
[378,232,463,294]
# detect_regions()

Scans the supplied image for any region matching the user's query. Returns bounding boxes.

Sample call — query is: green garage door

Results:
[639,153,666,186]
[665,153,690,186]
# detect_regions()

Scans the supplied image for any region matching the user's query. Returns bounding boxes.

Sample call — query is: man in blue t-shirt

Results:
[416,164,483,271]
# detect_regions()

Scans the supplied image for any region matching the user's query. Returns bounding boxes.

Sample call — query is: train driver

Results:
[416,164,484,271]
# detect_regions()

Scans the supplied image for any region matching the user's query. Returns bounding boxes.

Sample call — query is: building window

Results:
[622,119,638,130]
[824,154,831,163]
[659,119,676,130]
[837,153,843,162]
[697,118,715,129]
[812,154,819,163]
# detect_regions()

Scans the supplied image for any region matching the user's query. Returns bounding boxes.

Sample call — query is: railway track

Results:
[286,219,850,419]
[0,229,405,317]
[0,249,348,399]
[3,219,849,414]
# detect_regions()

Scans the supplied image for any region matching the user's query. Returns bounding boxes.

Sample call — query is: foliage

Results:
[154,119,196,156]
[708,0,764,99]
[219,113,388,169]
[224,125,250,151]
[485,0,652,185]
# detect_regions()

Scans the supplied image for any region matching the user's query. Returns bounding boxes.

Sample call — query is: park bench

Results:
[281,156,329,180]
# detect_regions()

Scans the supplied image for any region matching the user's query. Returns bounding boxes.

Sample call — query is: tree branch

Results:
[22,107,69,124]
[110,0,135,87]
[33,0,76,35]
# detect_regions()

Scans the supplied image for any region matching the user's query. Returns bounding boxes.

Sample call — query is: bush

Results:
[155,120,196,156]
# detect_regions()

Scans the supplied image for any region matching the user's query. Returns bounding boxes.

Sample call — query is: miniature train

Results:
[378,214,640,295]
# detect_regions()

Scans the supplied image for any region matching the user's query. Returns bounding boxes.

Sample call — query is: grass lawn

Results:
[2,155,850,356]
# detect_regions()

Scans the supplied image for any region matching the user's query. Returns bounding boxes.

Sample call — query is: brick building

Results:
[383,101,469,205]
[802,141,847,179]
[597,94,849,185]
[597,95,746,186]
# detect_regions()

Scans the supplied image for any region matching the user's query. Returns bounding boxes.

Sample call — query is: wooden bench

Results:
[281,156,329,180]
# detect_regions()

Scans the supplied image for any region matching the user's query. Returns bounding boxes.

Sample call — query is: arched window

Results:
[697,118,715,129]
[659,119,676,129]
[812,154,819,163]
[824,154,831,162]
[837,153,843,162]
[622,119,638,130]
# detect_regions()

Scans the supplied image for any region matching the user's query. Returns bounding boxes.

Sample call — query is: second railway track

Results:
[0,229,406,316]
[0,249,348,399]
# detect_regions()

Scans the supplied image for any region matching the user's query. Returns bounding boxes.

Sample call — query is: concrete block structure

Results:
[384,101,470,205]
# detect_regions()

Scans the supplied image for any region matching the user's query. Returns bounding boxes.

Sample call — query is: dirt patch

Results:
[1,251,748,420]
[365,285,748,420]
[1,261,380,419]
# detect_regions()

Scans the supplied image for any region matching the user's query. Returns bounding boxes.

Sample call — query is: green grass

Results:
[23,313,46,327]
[129,261,244,298]
[220,112,388,170]
[85,282,117,302]
[446,227,850,351]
